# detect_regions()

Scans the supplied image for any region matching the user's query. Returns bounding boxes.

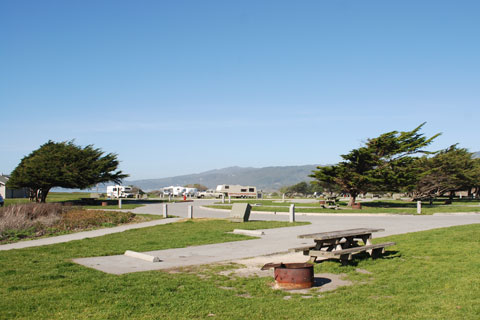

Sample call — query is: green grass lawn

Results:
[0,220,479,319]
[4,192,151,209]
[82,203,144,210]
[208,199,480,215]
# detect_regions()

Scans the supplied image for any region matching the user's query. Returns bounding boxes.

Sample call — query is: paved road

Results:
[132,199,480,237]
[73,200,480,274]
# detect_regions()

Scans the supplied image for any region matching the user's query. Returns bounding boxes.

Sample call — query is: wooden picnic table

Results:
[293,228,395,265]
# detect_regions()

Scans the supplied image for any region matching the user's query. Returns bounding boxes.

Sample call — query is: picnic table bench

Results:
[319,197,339,209]
[291,228,395,265]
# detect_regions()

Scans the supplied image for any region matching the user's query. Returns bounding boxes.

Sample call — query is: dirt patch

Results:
[355,268,373,275]
[219,251,353,293]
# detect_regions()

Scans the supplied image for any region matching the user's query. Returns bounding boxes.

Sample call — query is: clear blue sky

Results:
[1,1,479,180]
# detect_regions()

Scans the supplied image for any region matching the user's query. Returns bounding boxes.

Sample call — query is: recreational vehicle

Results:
[196,189,223,198]
[215,185,257,198]
[163,186,187,196]
[107,185,134,198]
[185,188,198,197]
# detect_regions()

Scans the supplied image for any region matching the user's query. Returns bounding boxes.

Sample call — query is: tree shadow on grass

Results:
[361,202,418,208]
[67,198,170,206]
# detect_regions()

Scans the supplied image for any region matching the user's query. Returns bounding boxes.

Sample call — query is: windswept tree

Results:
[7,141,128,202]
[310,123,440,206]
[413,146,480,200]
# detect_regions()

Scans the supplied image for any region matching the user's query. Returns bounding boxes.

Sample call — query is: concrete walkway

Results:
[74,200,480,274]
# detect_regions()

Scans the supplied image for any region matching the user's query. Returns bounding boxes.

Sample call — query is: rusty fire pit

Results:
[261,262,314,289]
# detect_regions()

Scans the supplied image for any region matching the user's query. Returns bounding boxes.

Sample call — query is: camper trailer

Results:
[107,185,134,198]
[163,186,187,196]
[215,185,257,198]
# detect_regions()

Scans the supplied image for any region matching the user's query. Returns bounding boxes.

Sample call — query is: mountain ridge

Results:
[126,164,320,191]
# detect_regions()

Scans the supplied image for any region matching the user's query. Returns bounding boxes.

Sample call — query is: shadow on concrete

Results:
[313,277,332,287]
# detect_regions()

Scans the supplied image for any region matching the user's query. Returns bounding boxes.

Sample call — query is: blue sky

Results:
[1,1,479,180]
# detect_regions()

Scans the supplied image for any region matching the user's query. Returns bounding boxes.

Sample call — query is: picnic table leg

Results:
[360,234,373,255]
[340,254,350,266]
[371,248,384,259]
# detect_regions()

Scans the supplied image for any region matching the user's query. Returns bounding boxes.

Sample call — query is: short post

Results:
[228,195,231,204]
[417,201,422,214]
[118,198,122,209]
[222,194,225,204]
[163,203,168,218]
[282,193,285,203]
[188,205,193,219]
[289,204,295,223]
[168,194,172,202]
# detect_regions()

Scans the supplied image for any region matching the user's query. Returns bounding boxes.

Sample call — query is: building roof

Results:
[0,175,10,185]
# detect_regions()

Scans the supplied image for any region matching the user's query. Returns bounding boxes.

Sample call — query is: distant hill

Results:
[126,165,321,191]
[473,151,480,159]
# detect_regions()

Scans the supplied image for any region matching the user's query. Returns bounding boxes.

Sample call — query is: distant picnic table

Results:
[319,196,339,209]
[291,228,395,265]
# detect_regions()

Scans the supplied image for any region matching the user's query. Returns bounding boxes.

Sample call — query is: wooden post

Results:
[417,201,421,214]
[188,205,193,219]
[282,193,285,203]
[289,204,295,223]
[222,194,225,204]
[118,198,122,209]
[163,203,168,218]
[168,194,171,202]
[228,195,231,204]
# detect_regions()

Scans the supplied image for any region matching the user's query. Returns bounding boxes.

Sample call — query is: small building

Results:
[0,175,29,199]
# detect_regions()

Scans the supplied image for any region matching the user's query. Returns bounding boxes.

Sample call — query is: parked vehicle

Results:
[106,185,134,198]
[196,190,223,198]
[163,186,187,196]
[0,194,4,207]
[185,188,198,197]
[215,184,258,198]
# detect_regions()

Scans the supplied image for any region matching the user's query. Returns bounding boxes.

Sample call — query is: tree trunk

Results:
[39,188,50,203]
[29,188,37,202]
[449,191,455,200]
[348,194,357,206]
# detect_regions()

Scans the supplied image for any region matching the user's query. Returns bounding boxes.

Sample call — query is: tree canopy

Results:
[279,181,324,196]
[310,123,440,205]
[413,145,480,200]
[7,140,128,202]
[184,184,208,191]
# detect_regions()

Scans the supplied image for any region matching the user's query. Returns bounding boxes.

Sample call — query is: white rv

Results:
[215,185,257,198]
[107,185,134,198]
[185,188,198,197]
[163,186,187,196]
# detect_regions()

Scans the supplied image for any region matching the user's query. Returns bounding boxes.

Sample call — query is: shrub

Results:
[0,203,65,236]
[0,203,136,242]
[57,210,135,231]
